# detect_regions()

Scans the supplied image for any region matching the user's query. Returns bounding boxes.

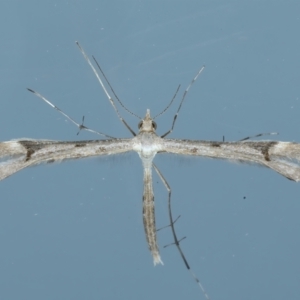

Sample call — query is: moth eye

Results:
[152,121,157,130]
[138,121,143,129]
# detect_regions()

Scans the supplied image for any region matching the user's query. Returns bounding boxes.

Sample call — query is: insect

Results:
[1,42,300,299]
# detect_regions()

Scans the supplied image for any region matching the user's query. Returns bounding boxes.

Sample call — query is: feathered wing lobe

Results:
[161,140,300,182]
[0,141,29,180]
[0,139,133,181]
[268,142,300,181]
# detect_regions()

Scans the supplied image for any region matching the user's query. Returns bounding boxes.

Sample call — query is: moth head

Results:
[138,109,157,132]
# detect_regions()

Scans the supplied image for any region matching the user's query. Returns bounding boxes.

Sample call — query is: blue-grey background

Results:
[0,2,299,300]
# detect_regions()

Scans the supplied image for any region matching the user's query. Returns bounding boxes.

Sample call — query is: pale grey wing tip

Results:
[0,159,27,181]
[153,254,164,266]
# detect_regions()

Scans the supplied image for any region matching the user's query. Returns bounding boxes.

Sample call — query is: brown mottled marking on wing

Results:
[75,143,86,147]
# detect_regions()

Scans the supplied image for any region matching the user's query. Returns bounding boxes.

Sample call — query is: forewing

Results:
[0,139,133,180]
[161,139,300,181]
